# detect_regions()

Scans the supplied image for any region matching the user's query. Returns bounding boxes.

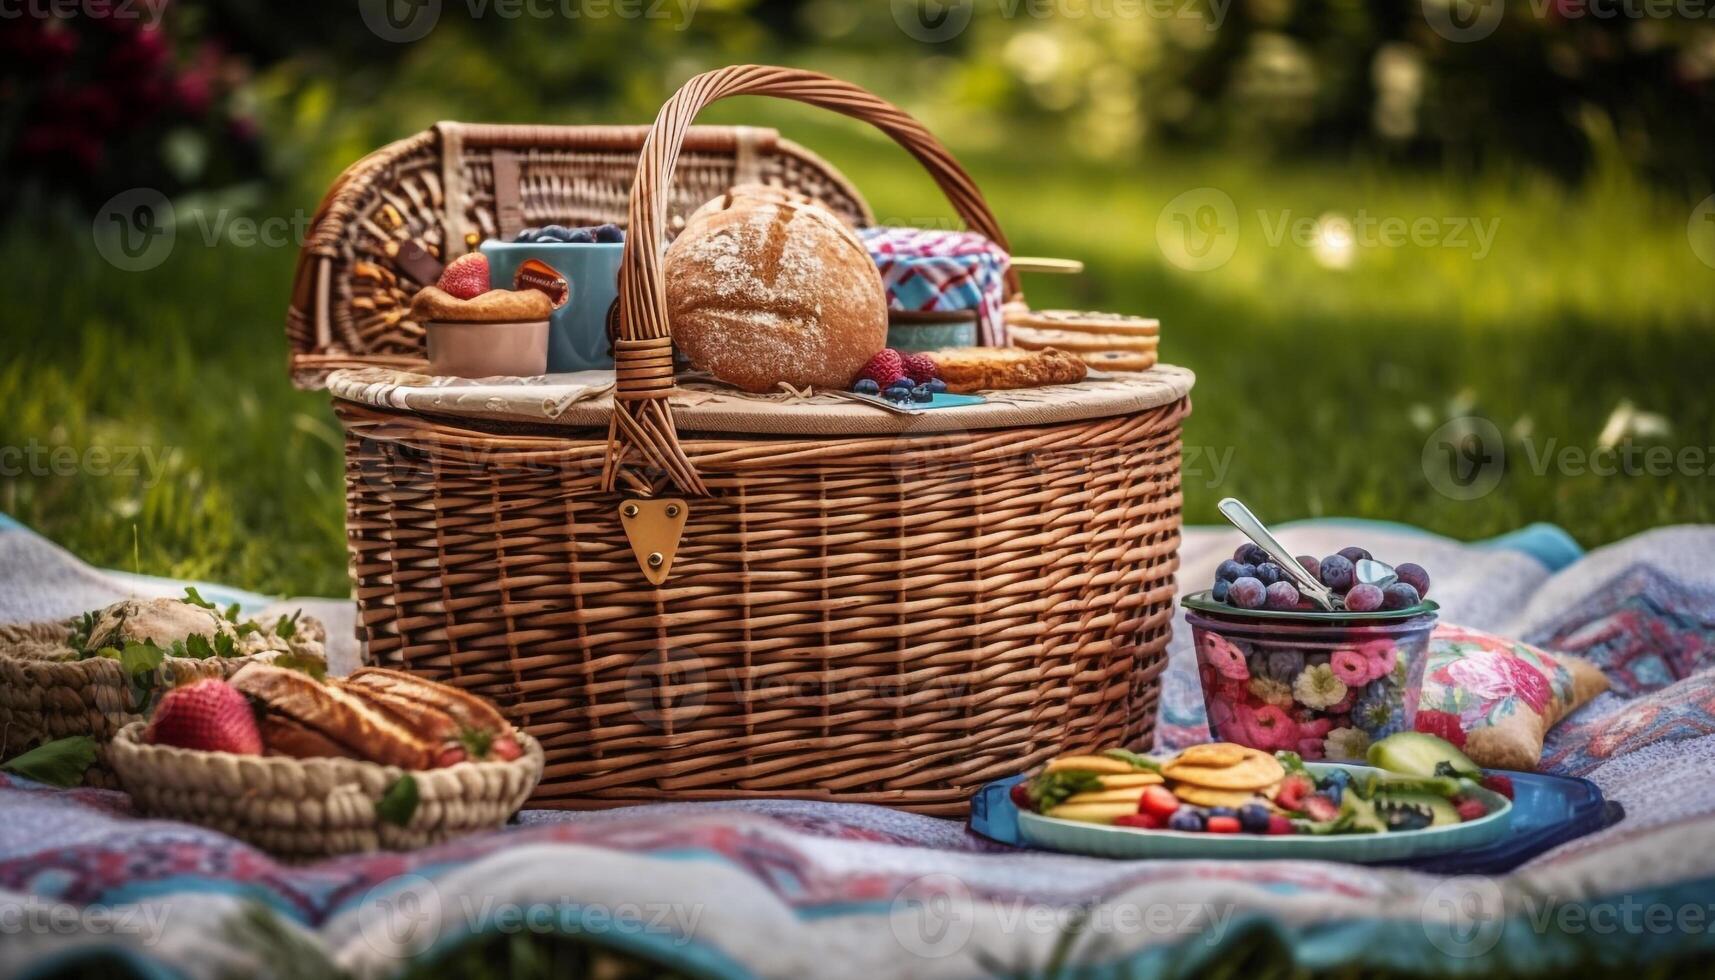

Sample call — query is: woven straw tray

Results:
[327,364,1194,436]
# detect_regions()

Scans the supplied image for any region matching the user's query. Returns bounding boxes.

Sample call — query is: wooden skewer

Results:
[1011,256,1084,275]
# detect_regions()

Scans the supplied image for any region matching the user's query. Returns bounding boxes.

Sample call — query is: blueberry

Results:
[1256,561,1283,586]
[1319,554,1355,592]
[1296,555,1320,580]
[926,378,948,393]
[1238,803,1271,833]
[1344,583,1384,612]
[1211,579,1231,603]
[1228,577,1267,610]
[1215,559,1246,582]
[1381,582,1422,610]
[910,385,933,403]
[514,227,542,243]
[853,379,880,395]
[1395,562,1431,598]
[1167,808,1205,832]
[887,377,913,391]
[564,227,596,243]
[1235,544,1269,566]
[1338,546,1372,564]
[1264,581,1300,610]
[592,223,625,243]
[538,224,573,241]
[1207,806,1237,818]
[1235,563,1258,581]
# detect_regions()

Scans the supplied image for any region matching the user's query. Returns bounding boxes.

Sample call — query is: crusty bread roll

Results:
[258,714,348,760]
[231,664,434,769]
[344,667,508,735]
[408,285,552,323]
[927,346,1088,393]
[664,186,887,393]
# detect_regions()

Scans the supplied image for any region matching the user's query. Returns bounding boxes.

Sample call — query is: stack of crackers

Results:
[1160,743,1286,808]
[1007,307,1160,373]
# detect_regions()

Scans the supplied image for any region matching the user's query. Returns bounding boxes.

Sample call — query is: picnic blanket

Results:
[3,514,1715,978]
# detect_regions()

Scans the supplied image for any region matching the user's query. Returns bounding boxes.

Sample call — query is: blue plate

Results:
[970,767,1619,873]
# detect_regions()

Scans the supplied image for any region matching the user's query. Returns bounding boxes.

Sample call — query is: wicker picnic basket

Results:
[109,722,544,861]
[0,620,315,789]
[287,66,1190,815]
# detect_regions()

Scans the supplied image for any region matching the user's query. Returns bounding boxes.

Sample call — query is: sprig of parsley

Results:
[1022,770,1104,813]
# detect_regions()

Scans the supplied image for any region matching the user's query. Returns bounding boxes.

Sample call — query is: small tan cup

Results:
[426,318,550,378]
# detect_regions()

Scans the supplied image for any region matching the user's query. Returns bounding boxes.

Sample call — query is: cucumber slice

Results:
[1366,732,1480,779]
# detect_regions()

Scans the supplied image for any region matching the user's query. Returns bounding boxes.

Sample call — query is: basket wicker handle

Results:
[604,65,1020,496]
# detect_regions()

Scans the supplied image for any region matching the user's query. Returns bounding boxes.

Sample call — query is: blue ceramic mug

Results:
[480,240,623,372]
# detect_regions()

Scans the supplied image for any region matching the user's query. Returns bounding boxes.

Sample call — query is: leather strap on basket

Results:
[603,65,1021,496]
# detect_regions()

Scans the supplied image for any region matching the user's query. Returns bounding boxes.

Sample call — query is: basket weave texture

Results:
[109,723,544,861]
[304,66,1189,815]
[0,621,293,789]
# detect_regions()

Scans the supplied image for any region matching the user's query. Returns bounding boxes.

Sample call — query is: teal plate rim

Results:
[1016,762,1511,861]
[1181,590,1439,623]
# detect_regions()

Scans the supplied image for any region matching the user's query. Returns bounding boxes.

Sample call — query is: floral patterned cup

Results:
[1184,609,1437,761]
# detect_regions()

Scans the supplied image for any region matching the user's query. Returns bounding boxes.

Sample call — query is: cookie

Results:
[1161,751,1285,790]
[928,346,1087,393]
[1080,350,1158,372]
[1008,308,1161,337]
[1176,743,1251,768]
[1043,753,1136,775]
[1010,325,1160,354]
[1170,784,1268,808]
[1098,772,1165,788]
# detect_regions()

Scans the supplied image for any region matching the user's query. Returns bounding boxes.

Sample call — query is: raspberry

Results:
[436,252,491,299]
[1205,815,1241,834]
[1266,814,1296,835]
[1301,793,1340,822]
[857,348,906,387]
[146,679,261,755]
[1479,773,1515,800]
[901,352,940,382]
[1453,796,1488,822]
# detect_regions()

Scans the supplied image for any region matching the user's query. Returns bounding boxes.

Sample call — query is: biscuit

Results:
[1161,753,1286,790]
[1008,308,1161,337]
[1009,325,1159,354]
[1169,784,1268,808]
[1080,350,1158,372]
[927,346,1087,393]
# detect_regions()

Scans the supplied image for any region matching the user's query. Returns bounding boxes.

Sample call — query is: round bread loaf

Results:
[664,187,886,393]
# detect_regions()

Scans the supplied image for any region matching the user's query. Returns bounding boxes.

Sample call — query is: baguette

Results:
[258,714,347,760]
[231,664,434,769]
[343,668,509,733]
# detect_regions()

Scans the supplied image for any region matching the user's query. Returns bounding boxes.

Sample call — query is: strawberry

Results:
[1266,814,1296,835]
[1205,815,1241,834]
[1479,773,1515,800]
[436,745,468,768]
[901,352,940,382]
[146,679,261,755]
[1115,812,1166,830]
[1273,773,1314,812]
[490,734,522,761]
[436,252,491,299]
[1139,785,1181,820]
[1010,781,1033,810]
[1301,793,1340,822]
[1453,796,1488,822]
[856,348,906,387]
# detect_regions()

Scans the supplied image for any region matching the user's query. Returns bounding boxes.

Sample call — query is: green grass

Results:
[3,118,1712,598]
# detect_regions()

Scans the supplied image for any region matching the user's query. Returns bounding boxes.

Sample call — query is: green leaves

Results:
[274,610,302,640]
[1101,748,1162,773]
[2,736,97,788]
[182,586,216,610]
[1275,750,1308,777]
[95,640,168,713]
[273,652,326,681]
[377,774,419,827]
[1023,770,1103,812]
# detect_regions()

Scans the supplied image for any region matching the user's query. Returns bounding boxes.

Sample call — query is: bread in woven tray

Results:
[343,667,508,737]
[408,285,552,323]
[232,663,434,769]
[257,714,348,760]
[926,346,1088,393]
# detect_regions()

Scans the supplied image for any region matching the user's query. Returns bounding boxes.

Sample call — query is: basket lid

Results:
[326,365,1194,436]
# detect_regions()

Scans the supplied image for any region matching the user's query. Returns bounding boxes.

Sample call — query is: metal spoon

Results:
[1354,558,1398,589]
[1215,498,1340,611]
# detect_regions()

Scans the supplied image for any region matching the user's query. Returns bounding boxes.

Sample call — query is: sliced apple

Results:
[1044,800,1141,824]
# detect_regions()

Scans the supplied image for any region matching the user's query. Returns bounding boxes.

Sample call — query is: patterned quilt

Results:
[2,516,1714,978]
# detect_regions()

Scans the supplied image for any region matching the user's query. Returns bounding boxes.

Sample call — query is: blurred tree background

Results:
[2,0,1713,595]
